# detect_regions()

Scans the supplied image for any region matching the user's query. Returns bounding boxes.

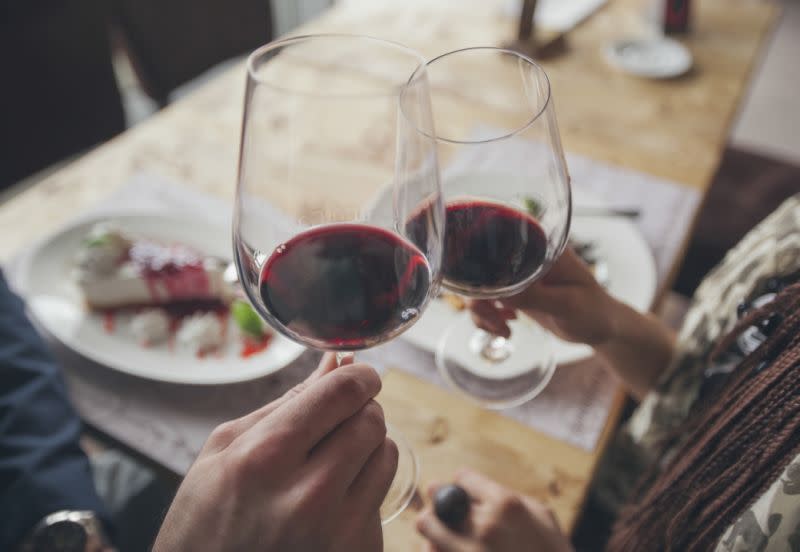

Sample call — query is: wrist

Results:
[594,294,632,349]
[593,298,676,398]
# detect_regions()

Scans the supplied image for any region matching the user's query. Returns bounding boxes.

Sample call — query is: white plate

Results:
[605,37,693,79]
[392,192,657,365]
[16,213,306,385]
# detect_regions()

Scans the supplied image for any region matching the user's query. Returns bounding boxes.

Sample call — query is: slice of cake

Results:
[75,223,232,310]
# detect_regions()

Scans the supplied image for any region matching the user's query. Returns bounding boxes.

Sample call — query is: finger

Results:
[522,495,561,528]
[315,352,339,379]
[492,303,517,320]
[307,400,387,492]
[470,313,511,337]
[313,351,354,380]
[244,363,382,456]
[472,311,511,338]
[454,468,510,503]
[469,299,502,319]
[347,437,400,513]
[469,300,517,324]
[426,482,444,500]
[469,301,511,338]
[416,510,475,552]
[468,299,516,318]
[495,247,597,314]
[207,353,356,450]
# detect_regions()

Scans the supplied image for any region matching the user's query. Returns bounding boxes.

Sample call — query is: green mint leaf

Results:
[232,300,264,338]
[523,197,543,218]
[84,235,110,247]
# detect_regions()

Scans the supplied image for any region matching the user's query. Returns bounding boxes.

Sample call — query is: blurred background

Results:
[1,0,798,297]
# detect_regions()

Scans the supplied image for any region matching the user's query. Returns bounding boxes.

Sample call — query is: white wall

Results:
[731,0,800,164]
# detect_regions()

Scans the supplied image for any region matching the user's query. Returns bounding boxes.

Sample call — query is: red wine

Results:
[258,224,430,349]
[408,200,547,293]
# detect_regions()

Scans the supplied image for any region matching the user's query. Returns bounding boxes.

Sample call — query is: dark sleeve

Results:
[0,271,113,550]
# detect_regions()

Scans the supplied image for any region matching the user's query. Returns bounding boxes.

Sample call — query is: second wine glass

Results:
[233,34,444,523]
[410,47,572,409]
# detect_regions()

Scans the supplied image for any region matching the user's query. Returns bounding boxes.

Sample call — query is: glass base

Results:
[435,314,556,409]
[380,424,418,525]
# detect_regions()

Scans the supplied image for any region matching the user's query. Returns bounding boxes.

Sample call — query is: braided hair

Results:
[607,282,800,551]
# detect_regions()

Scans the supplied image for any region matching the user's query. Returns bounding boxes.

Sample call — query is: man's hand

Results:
[153,354,397,552]
[416,469,573,552]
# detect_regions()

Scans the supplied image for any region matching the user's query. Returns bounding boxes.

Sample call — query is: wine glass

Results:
[233,35,443,524]
[411,47,571,409]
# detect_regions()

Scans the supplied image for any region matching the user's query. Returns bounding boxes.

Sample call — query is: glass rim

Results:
[245,33,429,98]
[422,46,553,145]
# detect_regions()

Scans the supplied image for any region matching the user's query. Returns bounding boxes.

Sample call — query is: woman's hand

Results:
[153,354,396,552]
[470,248,676,399]
[416,469,573,552]
[470,247,616,346]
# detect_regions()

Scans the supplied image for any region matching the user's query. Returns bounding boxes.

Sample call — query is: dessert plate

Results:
[16,213,306,385]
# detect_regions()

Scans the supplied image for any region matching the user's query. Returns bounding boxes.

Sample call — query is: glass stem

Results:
[469,329,514,363]
[336,351,355,367]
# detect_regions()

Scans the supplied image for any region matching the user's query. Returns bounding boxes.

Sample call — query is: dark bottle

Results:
[663,0,691,34]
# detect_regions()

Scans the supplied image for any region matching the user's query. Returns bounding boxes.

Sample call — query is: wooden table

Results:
[0,0,777,549]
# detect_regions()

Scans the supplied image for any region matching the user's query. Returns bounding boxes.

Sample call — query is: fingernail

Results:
[415,513,430,530]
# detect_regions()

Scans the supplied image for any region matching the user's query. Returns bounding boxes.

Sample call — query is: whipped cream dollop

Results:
[177,313,224,354]
[130,309,170,345]
[75,223,131,279]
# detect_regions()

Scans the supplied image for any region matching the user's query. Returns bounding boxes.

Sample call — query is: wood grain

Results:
[379,368,622,550]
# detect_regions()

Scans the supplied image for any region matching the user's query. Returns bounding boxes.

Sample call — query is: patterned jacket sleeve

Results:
[593,194,800,519]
